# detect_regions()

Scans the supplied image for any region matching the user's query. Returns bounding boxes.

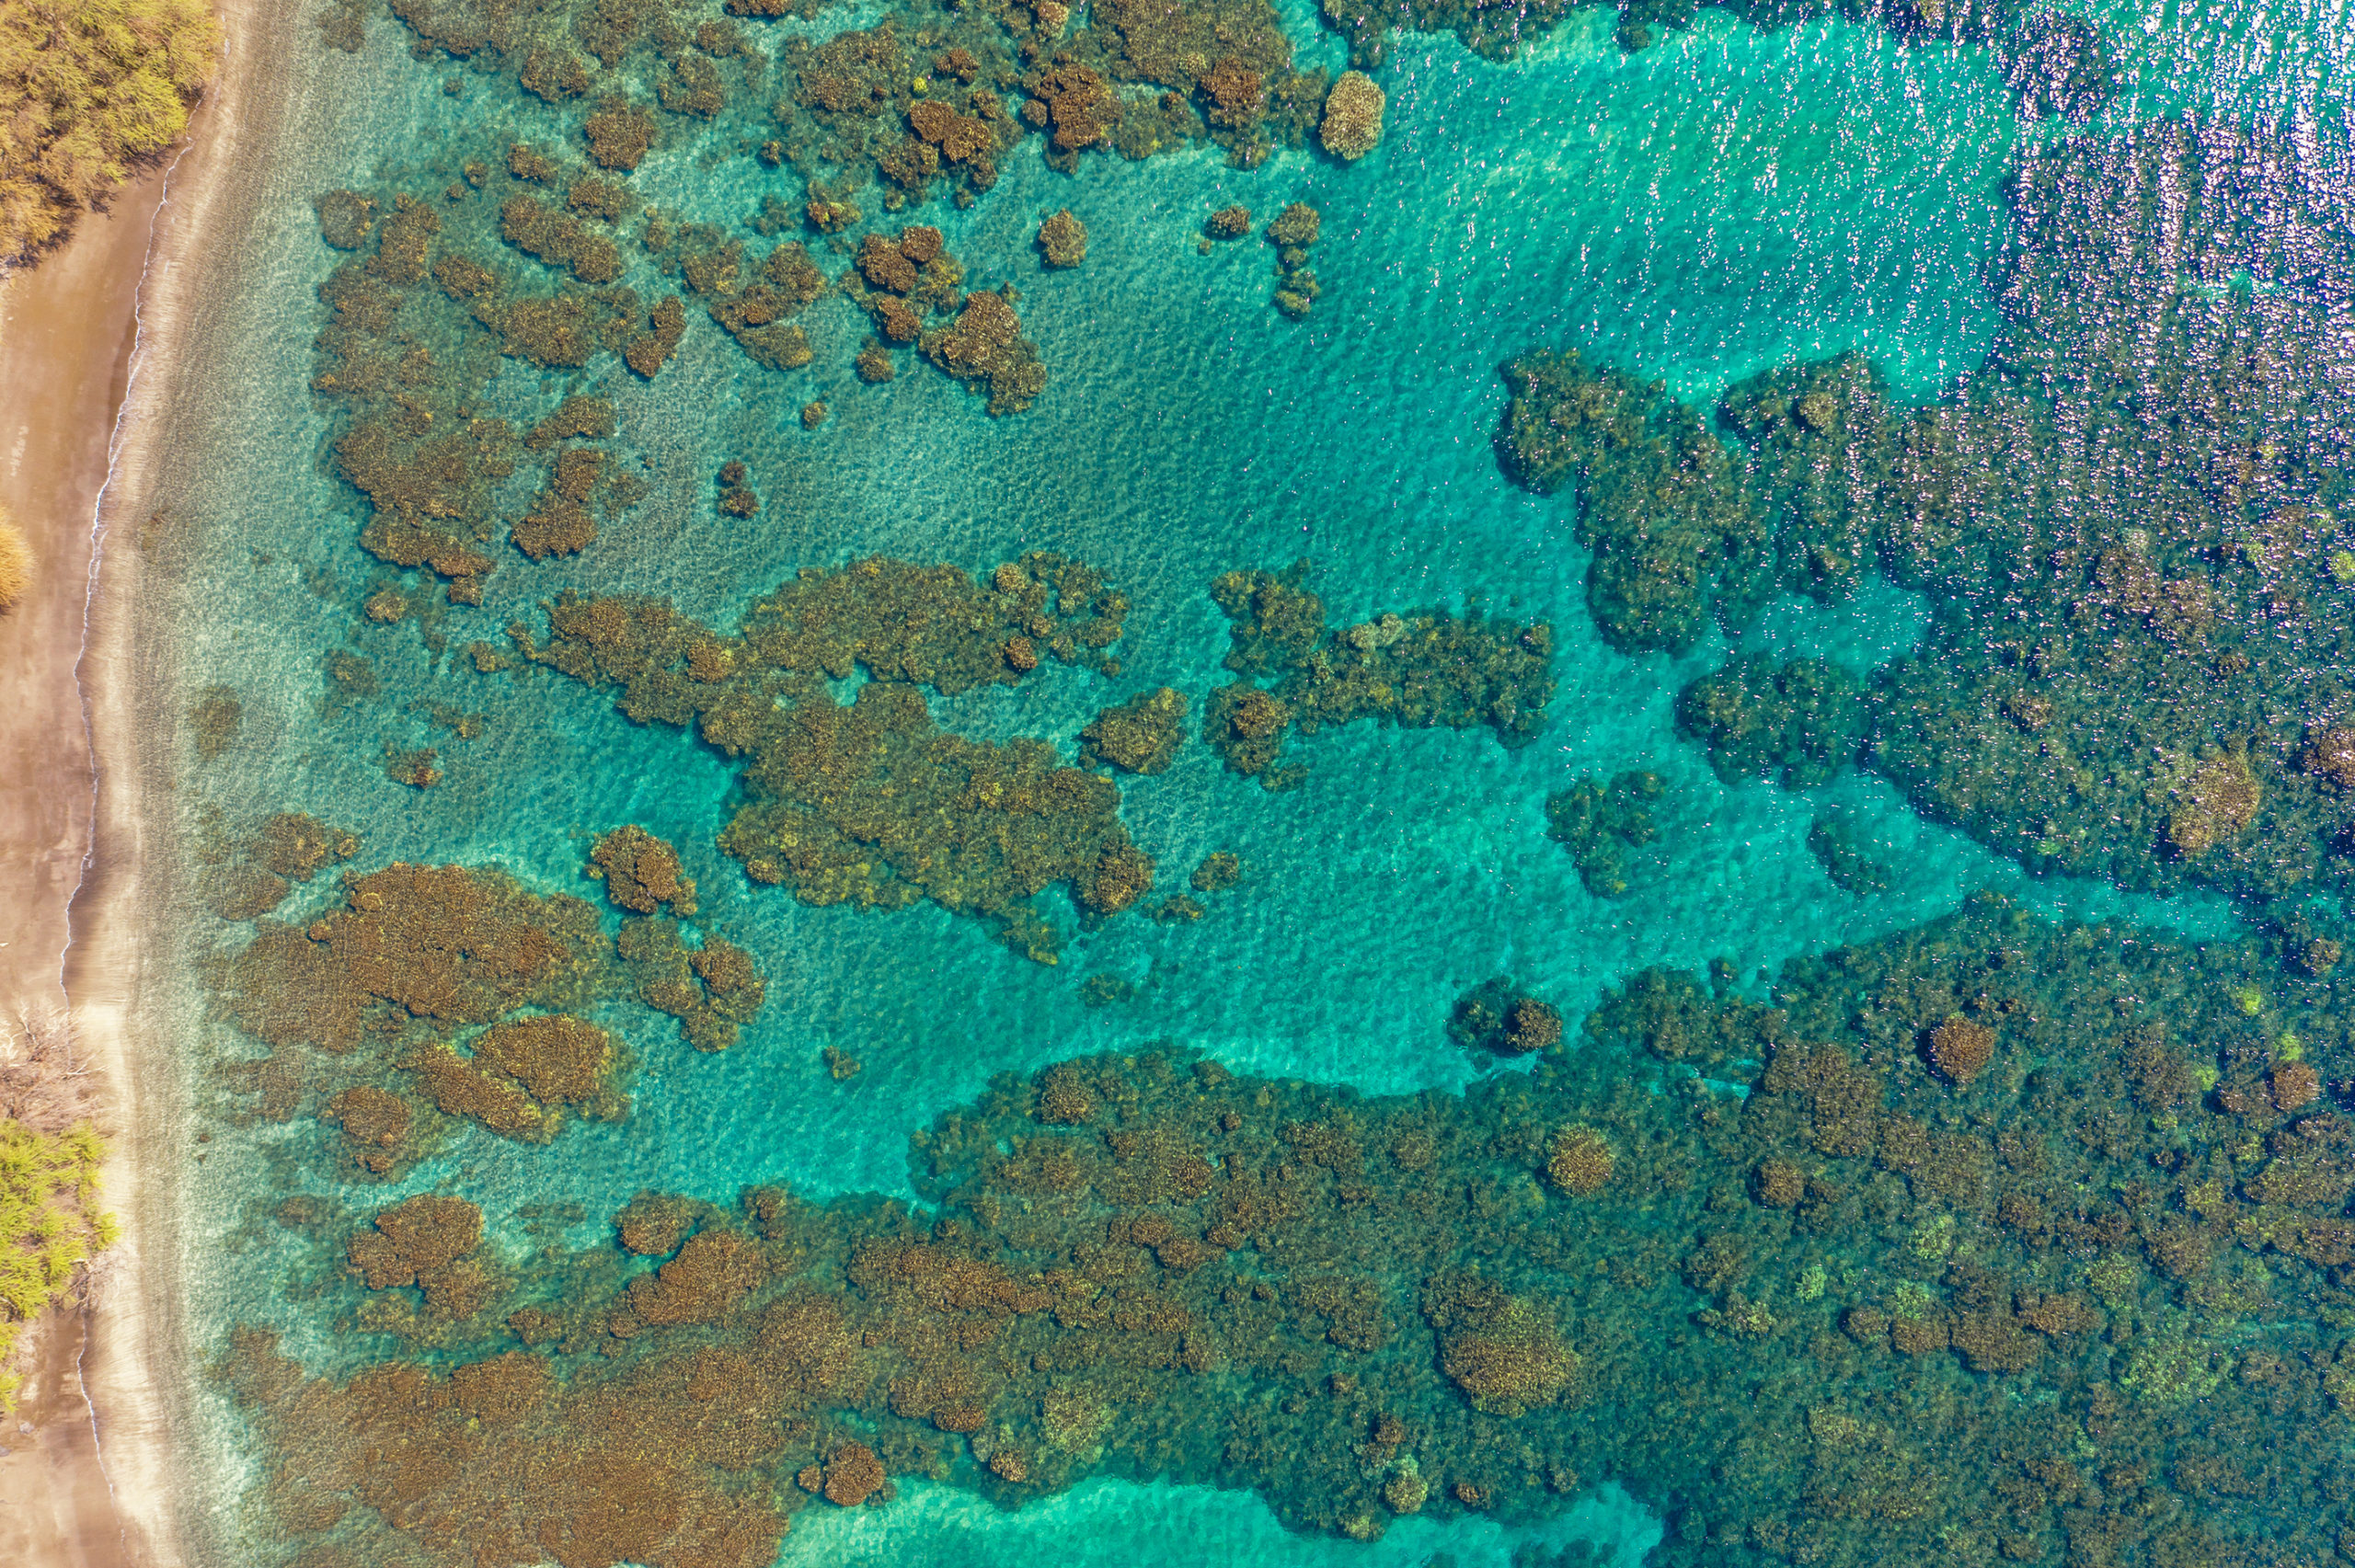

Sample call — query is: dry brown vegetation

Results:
[0,0,220,260]
[0,510,29,608]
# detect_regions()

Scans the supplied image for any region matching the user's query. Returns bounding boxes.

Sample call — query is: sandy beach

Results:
[0,0,276,1562]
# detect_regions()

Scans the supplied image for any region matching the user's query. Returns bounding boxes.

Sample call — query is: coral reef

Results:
[216,856,758,1173]
[1804,814,1890,895]
[1201,562,1554,787]
[669,226,826,370]
[233,893,2355,1566]
[310,158,668,596]
[1036,208,1086,267]
[189,685,242,761]
[1506,119,2355,902]
[922,286,1047,415]
[1319,70,1384,159]
[197,812,362,921]
[1496,348,1763,653]
[1266,200,1322,318]
[1676,656,1863,789]
[590,825,699,915]
[715,459,760,519]
[1079,687,1187,774]
[1544,771,1662,897]
[1923,1014,1995,1088]
[1189,851,1243,892]
[513,555,1146,960]
[1446,978,1561,1056]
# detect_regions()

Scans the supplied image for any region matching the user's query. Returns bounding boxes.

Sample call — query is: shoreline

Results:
[0,0,277,1562]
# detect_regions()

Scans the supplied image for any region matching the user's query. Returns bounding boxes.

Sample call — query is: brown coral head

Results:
[1228,688,1290,739]
[1752,1160,1804,1207]
[1500,999,1562,1054]
[2273,1059,2323,1112]
[1545,1126,1614,1196]
[1318,70,1385,161]
[821,1441,886,1505]
[2165,748,2260,857]
[1037,1062,1094,1124]
[1925,1014,1996,1087]
[2304,725,2355,789]
[1200,58,1267,129]
[1436,1294,1577,1416]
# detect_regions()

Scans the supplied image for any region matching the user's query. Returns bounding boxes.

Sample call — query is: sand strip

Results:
[0,0,275,1561]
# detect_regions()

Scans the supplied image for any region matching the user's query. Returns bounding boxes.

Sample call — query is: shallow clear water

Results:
[144,0,2355,1559]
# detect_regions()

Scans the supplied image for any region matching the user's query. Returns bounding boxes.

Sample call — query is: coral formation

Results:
[1266,200,1322,318]
[590,825,698,915]
[1446,978,1561,1057]
[1496,348,1763,652]
[514,555,1145,960]
[1318,70,1384,159]
[922,286,1047,415]
[1804,814,1890,895]
[1201,562,1554,787]
[189,685,242,761]
[1923,1015,1995,1088]
[198,812,362,921]
[232,892,2355,1566]
[1676,656,1864,789]
[1189,852,1242,892]
[1544,771,1661,897]
[1036,207,1086,267]
[216,857,759,1173]
[1206,203,1252,239]
[1078,687,1187,774]
[1506,119,2355,902]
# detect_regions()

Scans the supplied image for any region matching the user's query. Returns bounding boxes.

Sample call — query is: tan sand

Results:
[0,0,280,1561]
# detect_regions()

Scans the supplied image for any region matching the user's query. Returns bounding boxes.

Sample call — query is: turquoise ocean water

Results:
[144,0,2355,1559]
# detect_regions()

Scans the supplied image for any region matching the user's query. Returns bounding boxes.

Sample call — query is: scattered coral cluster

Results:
[1200,562,1555,788]
[1265,200,1323,318]
[233,894,2355,1565]
[1503,118,2355,903]
[215,840,764,1178]
[1543,770,1661,897]
[1676,655,1863,790]
[512,554,1148,960]
[312,166,667,599]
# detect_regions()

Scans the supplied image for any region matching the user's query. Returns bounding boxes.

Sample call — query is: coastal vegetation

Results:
[0,0,220,261]
[0,1118,115,1410]
[0,508,29,608]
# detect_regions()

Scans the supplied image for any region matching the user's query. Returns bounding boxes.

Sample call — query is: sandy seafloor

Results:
[132,0,2355,1559]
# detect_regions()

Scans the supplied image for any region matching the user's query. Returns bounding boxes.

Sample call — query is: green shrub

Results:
[0,1118,116,1409]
